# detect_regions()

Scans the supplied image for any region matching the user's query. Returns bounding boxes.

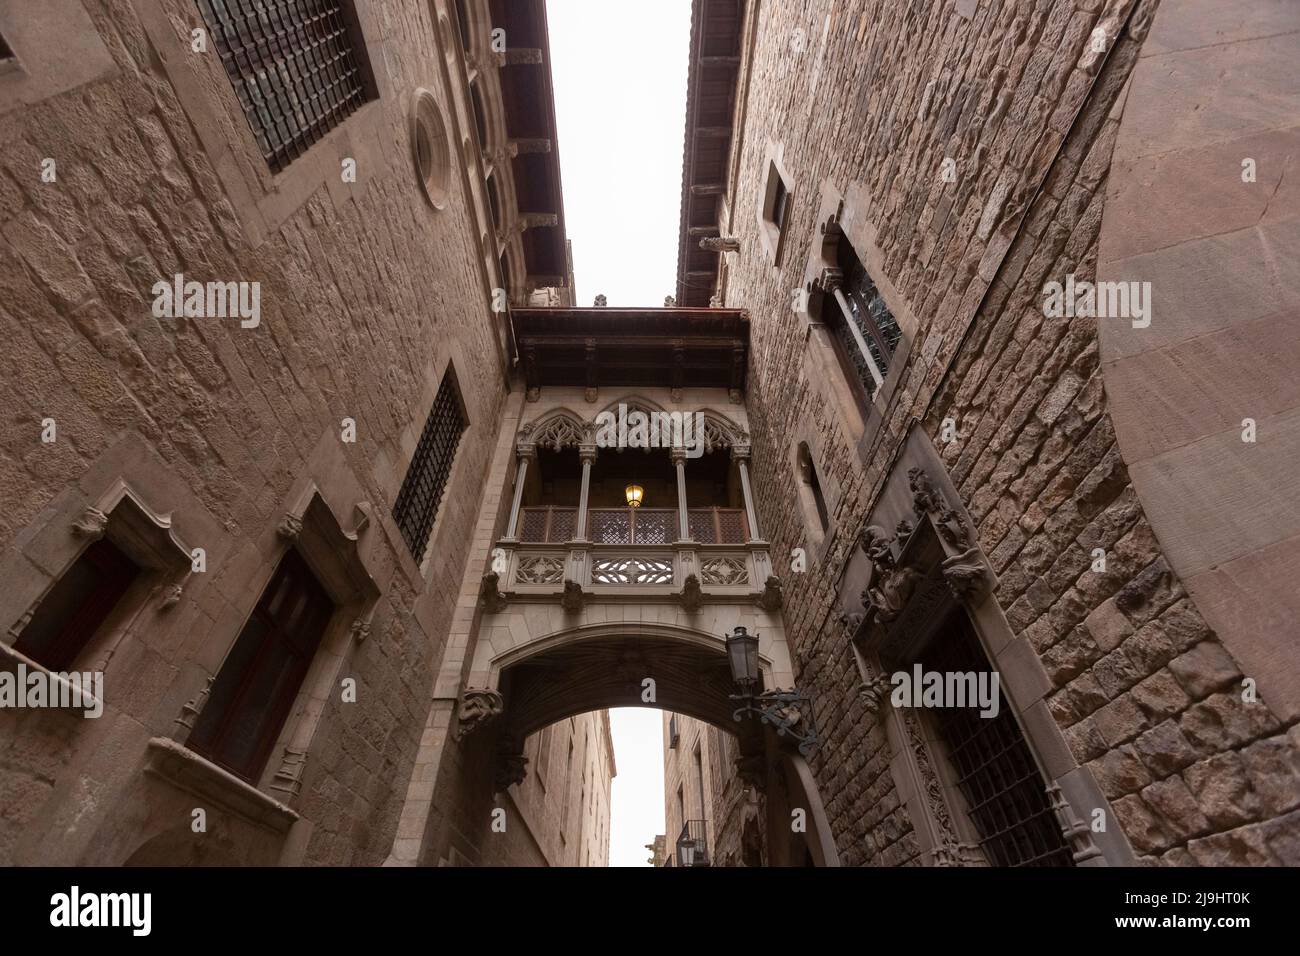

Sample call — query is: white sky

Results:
[545,0,692,865]
[547,0,693,308]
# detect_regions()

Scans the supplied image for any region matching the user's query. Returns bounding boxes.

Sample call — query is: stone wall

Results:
[0,0,507,865]
[723,0,1300,865]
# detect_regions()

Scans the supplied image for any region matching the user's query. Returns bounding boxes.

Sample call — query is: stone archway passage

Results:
[1097,1,1300,721]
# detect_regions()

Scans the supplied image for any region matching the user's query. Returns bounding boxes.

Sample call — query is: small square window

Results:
[771,177,789,232]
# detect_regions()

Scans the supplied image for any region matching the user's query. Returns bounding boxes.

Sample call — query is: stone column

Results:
[672,446,690,541]
[822,268,884,390]
[575,443,596,541]
[733,444,761,542]
[504,444,534,541]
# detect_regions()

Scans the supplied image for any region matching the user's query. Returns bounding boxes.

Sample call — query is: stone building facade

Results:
[1,0,1297,870]
[678,0,1300,866]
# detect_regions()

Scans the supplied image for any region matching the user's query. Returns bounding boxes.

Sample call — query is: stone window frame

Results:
[789,433,840,568]
[797,182,917,461]
[756,141,794,267]
[130,0,393,247]
[1,477,193,680]
[0,0,118,115]
[841,426,1137,867]
[162,481,380,827]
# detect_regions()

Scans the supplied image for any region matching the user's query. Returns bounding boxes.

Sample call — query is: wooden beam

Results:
[699,56,740,68]
[690,183,724,197]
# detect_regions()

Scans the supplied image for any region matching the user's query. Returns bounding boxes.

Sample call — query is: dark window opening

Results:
[470,82,489,149]
[393,369,467,562]
[826,238,903,403]
[188,549,334,783]
[797,443,829,533]
[453,0,472,53]
[196,0,375,173]
[14,539,139,672]
[770,175,789,232]
[0,32,14,61]
[921,613,1073,868]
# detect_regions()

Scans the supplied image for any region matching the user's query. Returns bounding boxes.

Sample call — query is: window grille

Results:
[196,0,372,172]
[393,371,467,561]
[829,240,903,402]
[924,615,1074,867]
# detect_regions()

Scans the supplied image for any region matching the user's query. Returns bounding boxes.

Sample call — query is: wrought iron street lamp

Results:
[724,625,821,757]
[624,483,644,508]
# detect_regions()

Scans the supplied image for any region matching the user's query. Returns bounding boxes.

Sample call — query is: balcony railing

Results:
[676,820,709,867]
[518,507,749,545]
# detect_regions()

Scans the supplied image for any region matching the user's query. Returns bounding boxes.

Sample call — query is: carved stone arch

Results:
[695,407,750,453]
[596,393,669,419]
[518,408,589,452]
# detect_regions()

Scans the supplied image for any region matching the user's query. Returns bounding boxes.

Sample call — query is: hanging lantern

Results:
[625,483,644,508]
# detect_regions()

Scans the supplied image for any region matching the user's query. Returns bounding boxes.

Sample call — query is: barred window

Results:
[393,370,467,562]
[922,613,1073,867]
[196,0,374,173]
[827,239,903,404]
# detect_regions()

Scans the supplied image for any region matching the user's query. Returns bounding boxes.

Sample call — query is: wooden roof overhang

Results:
[490,0,568,282]
[513,308,750,393]
[675,0,746,308]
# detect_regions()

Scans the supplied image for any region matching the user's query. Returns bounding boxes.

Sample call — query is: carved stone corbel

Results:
[757,574,783,612]
[158,583,185,611]
[493,749,529,793]
[941,548,991,602]
[858,671,894,722]
[455,688,505,741]
[479,571,507,613]
[268,746,309,797]
[277,513,303,540]
[561,579,584,612]
[350,619,371,644]
[678,573,703,612]
[699,236,740,253]
[72,507,109,539]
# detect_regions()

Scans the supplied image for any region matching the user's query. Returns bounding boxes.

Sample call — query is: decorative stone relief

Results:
[455,688,505,740]
[71,507,109,539]
[174,676,214,738]
[859,524,922,623]
[1047,782,1104,864]
[678,573,703,611]
[277,513,303,540]
[480,570,509,609]
[350,619,371,643]
[561,579,585,611]
[757,574,784,612]
[268,746,309,797]
[514,556,563,586]
[902,707,961,851]
[493,750,529,793]
[700,556,748,586]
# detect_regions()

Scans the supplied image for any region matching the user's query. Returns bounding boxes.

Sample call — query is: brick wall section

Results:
[0,1,505,864]
[726,0,1300,865]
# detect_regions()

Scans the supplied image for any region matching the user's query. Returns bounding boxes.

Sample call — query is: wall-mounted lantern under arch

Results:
[725,625,820,757]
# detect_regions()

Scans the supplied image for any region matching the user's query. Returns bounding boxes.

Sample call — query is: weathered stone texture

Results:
[0,0,504,865]
[723,0,1298,865]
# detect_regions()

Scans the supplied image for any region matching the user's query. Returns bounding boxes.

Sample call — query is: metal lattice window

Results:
[923,615,1074,867]
[829,239,903,403]
[393,372,467,562]
[196,0,372,172]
